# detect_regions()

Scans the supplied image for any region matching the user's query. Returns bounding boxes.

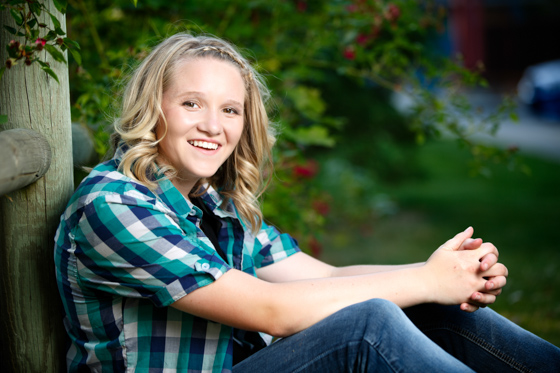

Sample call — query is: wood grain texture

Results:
[0,128,52,196]
[0,2,74,371]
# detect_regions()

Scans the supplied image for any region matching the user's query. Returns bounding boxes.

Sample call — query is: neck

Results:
[170,176,199,201]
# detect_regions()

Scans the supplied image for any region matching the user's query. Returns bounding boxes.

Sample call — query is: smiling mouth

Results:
[188,140,219,150]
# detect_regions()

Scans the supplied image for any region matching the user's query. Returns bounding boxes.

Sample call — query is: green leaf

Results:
[31,28,39,40]
[132,0,138,7]
[55,27,66,36]
[509,111,519,122]
[287,86,326,121]
[45,30,57,41]
[0,114,8,124]
[70,49,82,65]
[53,0,68,14]
[286,126,335,147]
[41,66,60,83]
[10,9,23,25]
[3,26,17,35]
[44,44,67,64]
[63,38,80,50]
[29,2,42,16]
[6,45,18,58]
[48,12,61,29]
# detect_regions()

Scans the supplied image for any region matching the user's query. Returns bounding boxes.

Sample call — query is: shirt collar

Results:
[113,144,238,220]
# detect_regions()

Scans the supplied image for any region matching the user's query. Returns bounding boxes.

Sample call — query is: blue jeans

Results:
[233,299,560,372]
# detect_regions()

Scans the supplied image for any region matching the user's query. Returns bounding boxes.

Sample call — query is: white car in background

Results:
[518,60,560,120]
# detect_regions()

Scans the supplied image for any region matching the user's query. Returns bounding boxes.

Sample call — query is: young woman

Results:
[55,33,560,372]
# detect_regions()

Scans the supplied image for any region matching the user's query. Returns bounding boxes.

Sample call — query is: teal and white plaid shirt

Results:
[54,149,300,372]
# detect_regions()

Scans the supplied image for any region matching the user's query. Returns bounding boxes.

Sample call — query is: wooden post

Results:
[0,128,52,196]
[0,1,73,371]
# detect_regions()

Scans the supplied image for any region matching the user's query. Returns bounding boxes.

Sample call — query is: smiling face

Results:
[156,57,246,196]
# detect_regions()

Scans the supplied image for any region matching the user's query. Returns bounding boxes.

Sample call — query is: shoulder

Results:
[61,160,165,226]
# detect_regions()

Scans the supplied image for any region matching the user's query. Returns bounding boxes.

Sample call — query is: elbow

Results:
[263,321,297,338]
[259,306,302,338]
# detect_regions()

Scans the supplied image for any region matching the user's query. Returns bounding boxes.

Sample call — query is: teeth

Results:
[189,140,218,150]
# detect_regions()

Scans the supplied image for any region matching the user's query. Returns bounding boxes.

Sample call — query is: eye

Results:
[182,101,199,109]
[223,107,240,115]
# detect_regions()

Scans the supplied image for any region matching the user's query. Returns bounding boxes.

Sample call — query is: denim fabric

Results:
[234,299,560,372]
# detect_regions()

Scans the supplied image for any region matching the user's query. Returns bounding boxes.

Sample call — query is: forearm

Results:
[330,262,425,277]
[174,265,432,338]
[270,265,432,336]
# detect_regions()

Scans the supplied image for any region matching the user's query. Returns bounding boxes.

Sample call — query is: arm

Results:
[172,227,505,336]
[256,238,499,280]
[256,236,507,312]
[172,264,430,337]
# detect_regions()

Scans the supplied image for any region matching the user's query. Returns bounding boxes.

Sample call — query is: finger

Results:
[441,227,474,251]
[480,288,502,296]
[484,275,507,291]
[479,253,498,271]
[475,242,499,261]
[482,263,509,279]
[460,302,479,313]
[470,291,497,306]
[460,238,483,251]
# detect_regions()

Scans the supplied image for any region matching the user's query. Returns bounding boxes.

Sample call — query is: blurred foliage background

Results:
[4,0,558,346]
[62,0,517,249]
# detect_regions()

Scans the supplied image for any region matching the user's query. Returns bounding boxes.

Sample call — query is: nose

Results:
[197,109,223,136]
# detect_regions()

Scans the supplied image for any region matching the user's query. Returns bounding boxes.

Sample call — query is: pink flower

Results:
[386,4,401,23]
[343,46,356,60]
[293,159,319,178]
[356,33,370,46]
[9,40,20,49]
[35,38,47,46]
[312,200,330,216]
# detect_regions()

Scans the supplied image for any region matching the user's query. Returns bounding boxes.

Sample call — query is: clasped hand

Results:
[425,227,508,313]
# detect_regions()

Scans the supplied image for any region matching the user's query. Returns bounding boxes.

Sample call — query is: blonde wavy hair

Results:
[112,33,276,233]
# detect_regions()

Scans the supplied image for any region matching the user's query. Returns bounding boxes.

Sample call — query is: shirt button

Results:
[188,210,197,216]
[201,263,210,270]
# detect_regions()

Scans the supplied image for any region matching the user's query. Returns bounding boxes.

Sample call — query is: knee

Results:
[358,298,404,320]
[333,299,415,348]
[337,299,408,334]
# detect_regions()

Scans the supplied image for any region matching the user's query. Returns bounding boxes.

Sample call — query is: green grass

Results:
[320,140,560,347]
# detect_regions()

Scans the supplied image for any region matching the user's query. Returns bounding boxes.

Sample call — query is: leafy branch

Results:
[1,0,81,83]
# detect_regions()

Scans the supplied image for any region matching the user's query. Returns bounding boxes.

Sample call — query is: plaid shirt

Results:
[54,150,300,372]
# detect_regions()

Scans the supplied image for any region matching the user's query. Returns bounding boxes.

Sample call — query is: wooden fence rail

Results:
[0,128,52,197]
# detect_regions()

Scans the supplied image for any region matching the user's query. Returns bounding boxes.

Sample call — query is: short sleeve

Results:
[251,220,301,269]
[73,193,231,308]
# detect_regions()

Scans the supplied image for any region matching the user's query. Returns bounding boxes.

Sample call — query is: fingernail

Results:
[482,262,488,271]
[464,226,471,232]
[488,282,494,289]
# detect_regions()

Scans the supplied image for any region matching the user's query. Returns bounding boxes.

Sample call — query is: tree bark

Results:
[0,1,73,371]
